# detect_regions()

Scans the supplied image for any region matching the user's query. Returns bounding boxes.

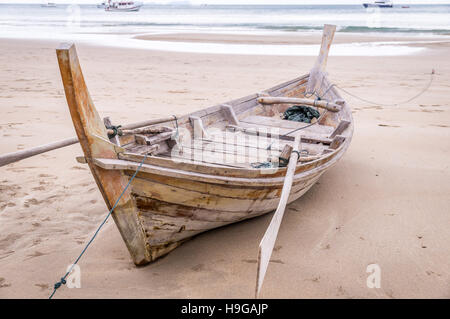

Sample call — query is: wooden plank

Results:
[179,140,278,162]
[189,116,210,139]
[127,171,307,201]
[329,120,350,138]
[330,135,345,150]
[136,131,173,146]
[221,104,240,126]
[56,43,151,265]
[203,132,326,157]
[229,124,332,145]
[256,134,301,297]
[162,148,253,169]
[131,176,311,213]
[241,115,334,135]
[94,156,329,187]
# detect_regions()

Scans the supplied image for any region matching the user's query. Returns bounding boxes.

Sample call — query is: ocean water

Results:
[0,4,449,55]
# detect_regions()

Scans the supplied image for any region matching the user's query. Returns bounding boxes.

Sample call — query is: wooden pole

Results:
[255,134,301,297]
[306,24,336,95]
[0,115,177,168]
[0,137,79,168]
[257,96,340,112]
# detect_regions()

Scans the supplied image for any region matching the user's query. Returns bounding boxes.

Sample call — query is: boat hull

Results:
[131,169,322,254]
[91,133,349,263]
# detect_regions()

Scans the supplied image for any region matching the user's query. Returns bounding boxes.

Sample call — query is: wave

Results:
[339,26,450,34]
[255,25,450,35]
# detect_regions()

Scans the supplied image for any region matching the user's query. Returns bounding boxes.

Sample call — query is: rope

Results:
[49,152,149,299]
[332,69,435,107]
[106,124,122,139]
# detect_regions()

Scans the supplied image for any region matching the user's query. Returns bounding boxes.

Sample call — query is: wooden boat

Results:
[56,24,353,266]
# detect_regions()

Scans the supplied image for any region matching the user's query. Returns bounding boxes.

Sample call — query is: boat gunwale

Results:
[93,138,349,187]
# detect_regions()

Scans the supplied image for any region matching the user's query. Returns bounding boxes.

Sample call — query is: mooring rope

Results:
[264,69,435,153]
[331,69,435,107]
[49,152,149,299]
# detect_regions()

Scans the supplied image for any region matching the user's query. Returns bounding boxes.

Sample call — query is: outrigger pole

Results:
[0,116,176,168]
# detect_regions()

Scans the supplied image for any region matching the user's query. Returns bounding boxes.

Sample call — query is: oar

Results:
[255,133,301,298]
[0,115,176,168]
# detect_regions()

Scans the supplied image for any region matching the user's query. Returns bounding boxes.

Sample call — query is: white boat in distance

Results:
[41,2,57,7]
[105,1,143,12]
[363,1,393,8]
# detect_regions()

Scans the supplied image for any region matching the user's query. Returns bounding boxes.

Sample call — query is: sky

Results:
[1,0,449,4]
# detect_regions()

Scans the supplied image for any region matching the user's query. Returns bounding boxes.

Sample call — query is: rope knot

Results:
[54,278,66,290]
[106,125,122,139]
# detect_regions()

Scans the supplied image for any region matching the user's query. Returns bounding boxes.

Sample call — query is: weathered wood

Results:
[46,23,352,269]
[121,116,177,131]
[190,116,210,139]
[0,137,79,167]
[221,104,240,126]
[95,155,329,187]
[240,115,334,136]
[257,96,340,112]
[330,135,346,150]
[329,120,350,138]
[0,116,177,168]
[121,126,173,136]
[56,43,151,265]
[134,131,173,146]
[306,24,336,95]
[227,124,332,145]
[256,134,302,297]
[279,144,293,165]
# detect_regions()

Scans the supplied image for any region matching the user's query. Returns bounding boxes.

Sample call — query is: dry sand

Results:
[0,34,449,298]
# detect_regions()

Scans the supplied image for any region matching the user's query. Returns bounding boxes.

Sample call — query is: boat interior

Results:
[109,74,352,171]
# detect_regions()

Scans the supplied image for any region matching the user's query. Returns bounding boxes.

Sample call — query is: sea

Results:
[0,3,449,56]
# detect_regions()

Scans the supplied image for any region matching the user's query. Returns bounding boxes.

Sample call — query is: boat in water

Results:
[55,25,353,266]
[41,2,57,7]
[363,1,393,8]
[104,0,143,12]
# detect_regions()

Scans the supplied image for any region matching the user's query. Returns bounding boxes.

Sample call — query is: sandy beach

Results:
[0,33,449,298]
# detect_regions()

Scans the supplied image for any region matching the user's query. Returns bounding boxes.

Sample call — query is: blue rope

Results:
[49,153,149,299]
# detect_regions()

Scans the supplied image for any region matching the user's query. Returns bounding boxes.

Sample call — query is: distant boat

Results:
[105,1,143,12]
[41,2,57,7]
[363,1,394,8]
[97,2,107,9]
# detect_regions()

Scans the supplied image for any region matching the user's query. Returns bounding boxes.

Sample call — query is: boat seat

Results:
[239,115,334,137]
